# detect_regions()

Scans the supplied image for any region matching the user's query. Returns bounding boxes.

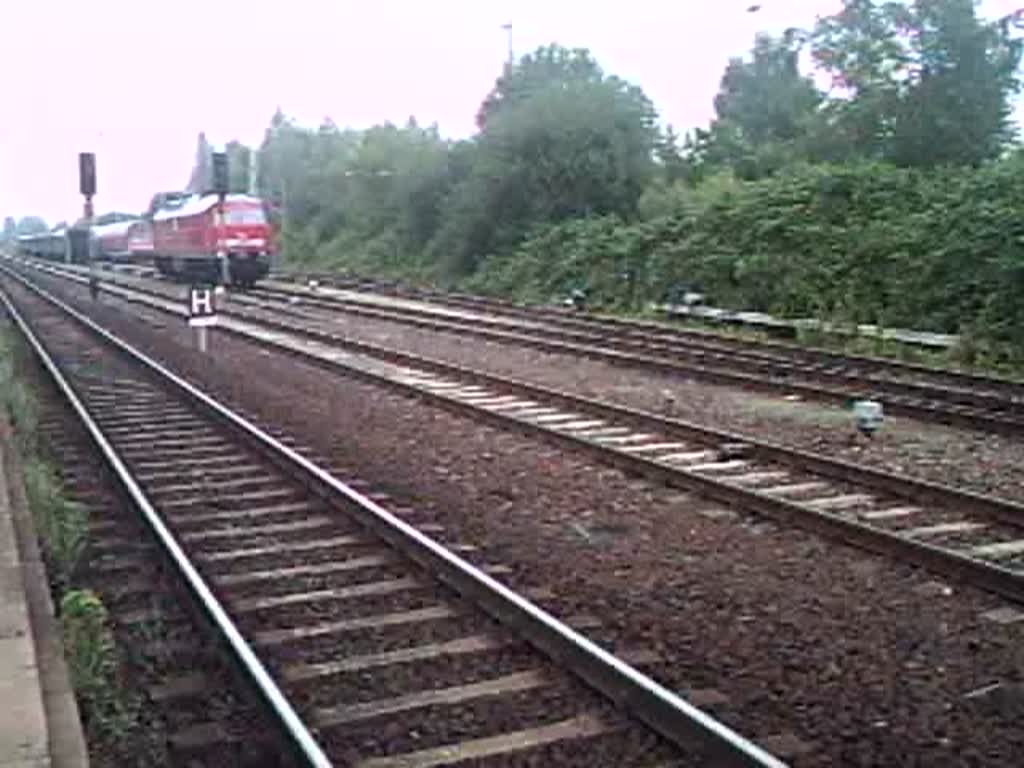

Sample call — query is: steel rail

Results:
[277,269,1024,397]
[18,259,1024,526]
[2,262,787,767]
[14,262,1024,607]
[0,287,333,768]
[252,283,1024,421]
[246,283,1024,436]
[23,257,1024,432]
[228,307,1024,530]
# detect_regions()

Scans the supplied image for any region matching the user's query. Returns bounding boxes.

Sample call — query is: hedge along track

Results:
[0,272,786,766]
[14,259,1024,610]
[234,276,1024,437]
[271,269,1024,407]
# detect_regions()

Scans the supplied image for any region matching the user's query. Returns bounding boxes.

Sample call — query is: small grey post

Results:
[212,151,230,287]
[187,285,217,353]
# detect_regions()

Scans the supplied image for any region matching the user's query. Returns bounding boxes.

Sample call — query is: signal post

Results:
[188,285,217,353]
[212,152,230,286]
[79,152,99,298]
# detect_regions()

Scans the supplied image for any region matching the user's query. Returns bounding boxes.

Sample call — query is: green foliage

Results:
[695,1,1023,175]
[23,459,87,588]
[211,12,1024,358]
[430,45,657,277]
[258,113,455,274]
[226,140,252,194]
[810,0,1023,167]
[0,331,37,453]
[60,590,131,745]
[256,45,657,280]
[692,32,822,180]
[469,158,1024,364]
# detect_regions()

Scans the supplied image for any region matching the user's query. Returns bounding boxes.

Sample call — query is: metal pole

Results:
[84,194,95,276]
[249,149,258,196]
[196,325,208,353]
[502,22,513,65]
[217,194,229,286]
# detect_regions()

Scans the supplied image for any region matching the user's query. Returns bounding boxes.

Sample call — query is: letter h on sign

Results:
[188,287,217,327]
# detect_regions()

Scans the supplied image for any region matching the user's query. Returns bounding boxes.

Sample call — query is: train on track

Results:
[16,192,275,287]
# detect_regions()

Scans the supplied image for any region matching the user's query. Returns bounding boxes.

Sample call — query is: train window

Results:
[225,209,266,225]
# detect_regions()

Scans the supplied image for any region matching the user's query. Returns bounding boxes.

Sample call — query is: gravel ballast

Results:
[272,300,1024,504]
[9,271,1024,766]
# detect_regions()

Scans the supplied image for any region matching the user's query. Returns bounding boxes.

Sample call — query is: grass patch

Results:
[1,326,163,764]
[22,458,88,589]
[0,330,38,452]
[60,590,126,740]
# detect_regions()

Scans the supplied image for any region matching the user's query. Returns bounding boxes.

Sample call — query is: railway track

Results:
[277,269,1013,387]
[1,268,784,765]
[11,258,1024,611]
[29,397,279,765]
[249,275,1024,437]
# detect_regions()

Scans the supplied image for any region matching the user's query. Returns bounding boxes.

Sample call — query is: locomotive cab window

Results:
[225,209,266,225]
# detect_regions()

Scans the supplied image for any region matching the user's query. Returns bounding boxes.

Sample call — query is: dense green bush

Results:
[466,158,1024,360]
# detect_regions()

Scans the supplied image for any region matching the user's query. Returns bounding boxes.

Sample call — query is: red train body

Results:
[147,193,274,286]
[92,220,135,260]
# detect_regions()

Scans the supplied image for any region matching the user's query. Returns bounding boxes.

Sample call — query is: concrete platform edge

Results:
[0,415,90,768]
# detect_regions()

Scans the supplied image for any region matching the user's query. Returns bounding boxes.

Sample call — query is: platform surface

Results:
[0,417,88,768]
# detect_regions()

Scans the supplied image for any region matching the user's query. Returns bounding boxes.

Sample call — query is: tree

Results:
[186,132,213,193]
[714,32,822,147]
[477,46,609,128]
[654,126,694,184]
[811,0,1023,167]
[692,32,823,179]
[433,44,659,275]
[226,140,252,194]
[15,216,48,236]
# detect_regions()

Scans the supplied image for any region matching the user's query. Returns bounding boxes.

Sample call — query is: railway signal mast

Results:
[211,151,230,286]
[79,152,99,297]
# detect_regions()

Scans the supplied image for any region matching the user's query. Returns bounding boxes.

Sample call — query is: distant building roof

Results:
[92,219,137,238]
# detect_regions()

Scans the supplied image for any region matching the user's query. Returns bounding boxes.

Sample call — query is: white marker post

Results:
[188,286,217,353]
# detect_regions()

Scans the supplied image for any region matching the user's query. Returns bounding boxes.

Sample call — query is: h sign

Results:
[188,286,217,327]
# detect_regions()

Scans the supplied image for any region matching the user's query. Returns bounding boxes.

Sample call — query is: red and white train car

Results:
[150,193,274,286]
[92,219,136,261]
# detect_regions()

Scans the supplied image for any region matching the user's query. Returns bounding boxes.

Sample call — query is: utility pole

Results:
[79,153,97,290]
[501,22,513,67]
[212,151,230,285]
[248,149,258,196]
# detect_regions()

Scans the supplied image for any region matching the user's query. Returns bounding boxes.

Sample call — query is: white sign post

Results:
[188,286,217,353]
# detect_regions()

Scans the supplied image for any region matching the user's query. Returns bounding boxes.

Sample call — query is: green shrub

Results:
[465,158,1024,365]
[60,590,127,742]
[23,459,87,588]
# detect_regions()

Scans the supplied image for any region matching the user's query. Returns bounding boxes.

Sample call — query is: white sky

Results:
[1,0,1021,223]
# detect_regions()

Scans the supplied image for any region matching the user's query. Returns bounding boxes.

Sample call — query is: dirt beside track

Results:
[11,271,1024,767]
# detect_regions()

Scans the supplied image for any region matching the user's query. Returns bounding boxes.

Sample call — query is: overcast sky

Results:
[1,0,1021,223]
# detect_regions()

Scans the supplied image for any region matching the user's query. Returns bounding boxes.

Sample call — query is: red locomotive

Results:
[141,192,274,286]
[17,186,276,287]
